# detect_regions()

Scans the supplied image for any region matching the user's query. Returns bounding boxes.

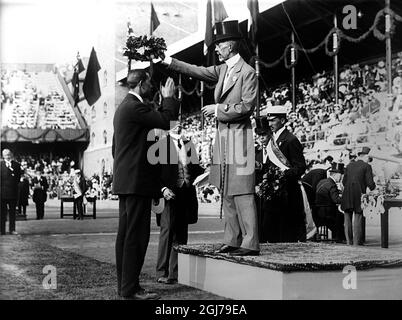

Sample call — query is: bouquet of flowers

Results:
[257,165,287,201]
[123,35,167,62]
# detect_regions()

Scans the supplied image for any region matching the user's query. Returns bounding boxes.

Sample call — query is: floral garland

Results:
[123,35,167,62]
[257,165,287,201]
[362,182,400,218]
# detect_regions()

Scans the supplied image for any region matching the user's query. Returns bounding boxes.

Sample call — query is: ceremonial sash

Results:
[266,138,290,171]
[267,137,316,237]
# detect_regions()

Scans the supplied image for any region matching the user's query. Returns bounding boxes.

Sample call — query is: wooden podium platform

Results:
[177,243,402,300]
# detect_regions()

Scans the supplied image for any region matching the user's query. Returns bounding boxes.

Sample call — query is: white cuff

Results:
[163,56,172,65]
[161,187,167,193]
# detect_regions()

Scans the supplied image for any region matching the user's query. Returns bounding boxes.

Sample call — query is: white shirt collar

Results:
[225,54,240,70]
[129,91,144,103]
[273,126,286,142]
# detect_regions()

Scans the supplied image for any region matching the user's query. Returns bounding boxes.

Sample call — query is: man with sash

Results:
[262,105,308,243]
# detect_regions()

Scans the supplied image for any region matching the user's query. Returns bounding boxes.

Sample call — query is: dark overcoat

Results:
[341,159,375,212]
[1,160,21,200]
[112,94,180,198]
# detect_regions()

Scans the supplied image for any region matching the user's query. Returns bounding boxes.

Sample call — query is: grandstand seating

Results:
[1,69,80,130]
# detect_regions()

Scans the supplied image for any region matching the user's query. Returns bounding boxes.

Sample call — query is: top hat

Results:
[214,20,242,44]
[266,105,289,120]
[329,162,345,174]
[357,146,371,155]
[255,117,270,135]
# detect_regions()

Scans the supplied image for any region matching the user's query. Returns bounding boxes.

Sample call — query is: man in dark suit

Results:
[262,105,307,243]
[254,117,271,242]
[341,146,375,246]
[162,20,259,256]
[112,70,179,300]
[315,162,346,242]
[31,169,49,220]
[1,149,21,235]
[301,155,333,228]
[156,126,204,284]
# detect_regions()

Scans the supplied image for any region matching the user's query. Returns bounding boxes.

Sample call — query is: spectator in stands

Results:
[32,169,48,220]
[1,149,21,235]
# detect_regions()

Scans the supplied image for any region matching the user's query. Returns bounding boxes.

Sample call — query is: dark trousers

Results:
[156,195,188,281]
[1,199,16,234]
[115,194,152,297]
[35,202,45,220]
[18,205,27,215]
[74,196,84,219]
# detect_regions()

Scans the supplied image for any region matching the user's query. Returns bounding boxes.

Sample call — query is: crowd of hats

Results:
[254,52,402,154]
[1,69,79,130]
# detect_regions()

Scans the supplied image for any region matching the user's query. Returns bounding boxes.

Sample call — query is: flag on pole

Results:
[150,2,160,34]
[71,53,85,106]
[83,47,101,106]
[247,0,259,51]
[204,0,228,65]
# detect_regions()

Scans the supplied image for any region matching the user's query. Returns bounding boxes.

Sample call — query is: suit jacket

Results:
[301,168,327,205]
[169,57,257,195]
[1,159,21,200]
[159,135,204,224]
[341,159,375,212]
[17,178,30,206]
[315,178,342,226]
[316,178,342,207]
[32,176,48,203]
[255,145,269,186]
[112,94,180,197]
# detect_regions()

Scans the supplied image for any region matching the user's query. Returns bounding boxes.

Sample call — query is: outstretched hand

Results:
[201,104,216,117]
[160,77,176,98]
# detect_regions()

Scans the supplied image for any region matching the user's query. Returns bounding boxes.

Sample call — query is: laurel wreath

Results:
[123,35,167,62]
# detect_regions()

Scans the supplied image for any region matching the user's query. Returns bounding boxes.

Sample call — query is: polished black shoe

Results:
[214,244,238,254]
[229,248,260,256]
[122,289,160,300]
[157,276,178,285]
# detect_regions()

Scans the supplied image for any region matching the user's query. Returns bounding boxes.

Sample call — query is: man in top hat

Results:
[161,20,259,256]
[341,146,375,246]
[254,117,271,242]
[315,162,346,242]
[262,105,307,243]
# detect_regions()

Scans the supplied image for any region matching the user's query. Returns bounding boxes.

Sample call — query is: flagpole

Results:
[385,0,393,112]
[333,15,339,106]
[291,32,296,112]
[149,3,154,78]
[255,44,260,118]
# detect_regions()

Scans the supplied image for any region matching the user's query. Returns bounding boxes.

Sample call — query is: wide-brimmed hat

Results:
[214,20,242,44]
[254,117,270,135]
[266,105,289,120]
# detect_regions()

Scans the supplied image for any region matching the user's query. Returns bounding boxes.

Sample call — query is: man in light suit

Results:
[161,20,259,256]
[112,70,179,300]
